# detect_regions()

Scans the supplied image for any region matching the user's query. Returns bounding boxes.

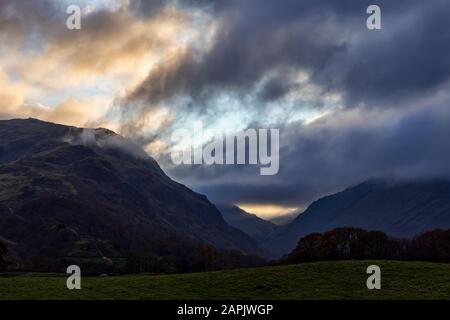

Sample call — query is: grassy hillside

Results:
[1,260,450,300]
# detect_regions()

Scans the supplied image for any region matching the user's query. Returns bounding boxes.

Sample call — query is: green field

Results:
[1,260,449,300]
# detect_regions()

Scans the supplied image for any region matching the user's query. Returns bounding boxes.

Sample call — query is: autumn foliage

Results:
[282,227,450,264]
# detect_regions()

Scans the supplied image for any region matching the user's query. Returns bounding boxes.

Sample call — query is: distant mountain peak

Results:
[218,204,279,244]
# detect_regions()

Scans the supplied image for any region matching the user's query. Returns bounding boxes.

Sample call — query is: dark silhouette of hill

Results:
[218,204,279,243]
[0,118,262,271]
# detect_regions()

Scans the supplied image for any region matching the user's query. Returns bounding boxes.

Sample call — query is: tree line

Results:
[0,239,265,274]
[281,227,450,264]
[3,227,449,274]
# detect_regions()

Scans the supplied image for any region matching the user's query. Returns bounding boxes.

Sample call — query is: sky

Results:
[1,0,450,220]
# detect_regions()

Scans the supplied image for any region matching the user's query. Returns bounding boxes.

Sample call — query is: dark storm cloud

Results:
[169,100,450,209]
[282,103,450,204]
[126,0,450,109]
[125,0,450,210]
[331,2,450,106]
[127,0,349,104]
[6,0,449,212]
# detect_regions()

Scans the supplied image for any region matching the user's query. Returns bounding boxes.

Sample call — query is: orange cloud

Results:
[18,7,195,89]
[0,1,215,143]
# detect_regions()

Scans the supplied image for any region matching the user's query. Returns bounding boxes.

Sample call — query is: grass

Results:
[1,260,450,300]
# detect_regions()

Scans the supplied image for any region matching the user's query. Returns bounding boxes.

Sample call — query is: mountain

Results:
[0,118,262,271]
[267,212,299,226]
[267,179,450,256]
[218,205,279,243]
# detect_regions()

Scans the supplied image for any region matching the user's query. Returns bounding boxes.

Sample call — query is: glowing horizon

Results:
[236,204,300,220]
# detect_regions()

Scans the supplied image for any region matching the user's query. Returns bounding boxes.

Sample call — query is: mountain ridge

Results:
[0,118,263,271]
[218,204,279,243]
[266,178,450,256]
